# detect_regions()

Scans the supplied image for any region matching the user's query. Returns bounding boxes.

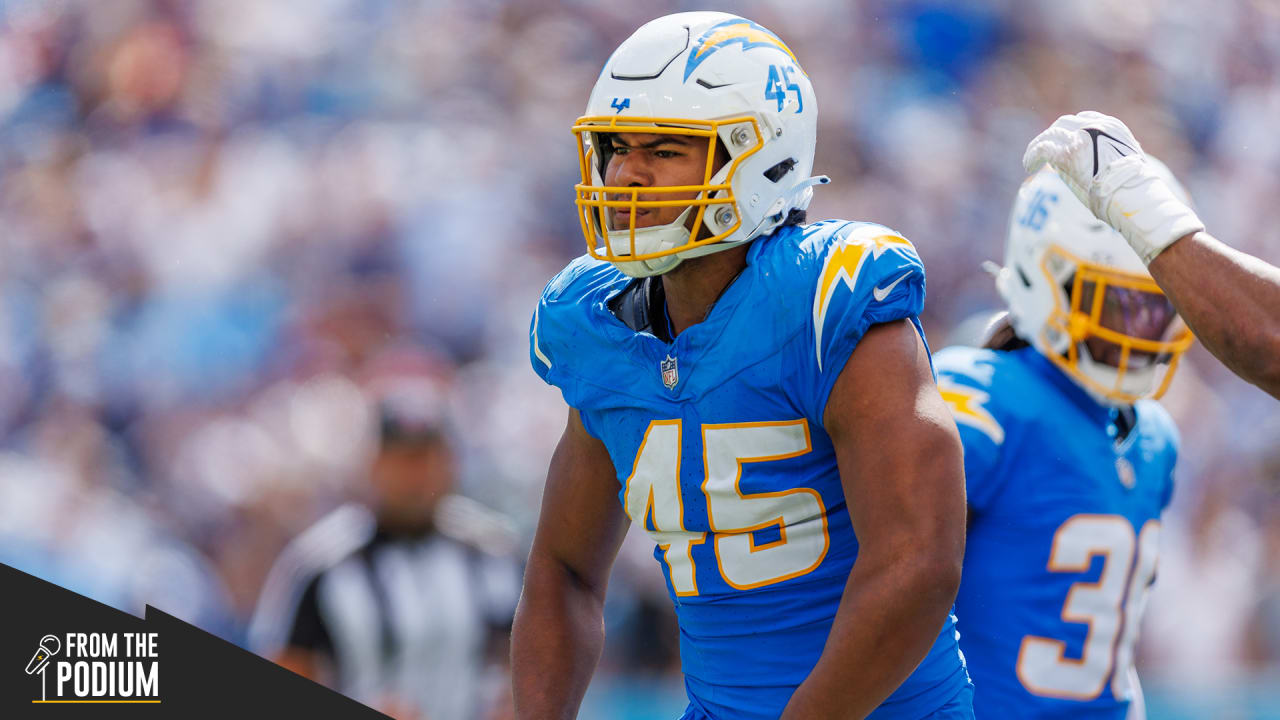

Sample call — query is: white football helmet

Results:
[996,162,1194,406]
[574,12,827,277]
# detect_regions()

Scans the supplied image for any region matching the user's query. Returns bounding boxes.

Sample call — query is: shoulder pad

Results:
[1136,397,1180,454]
[936,345,1034,445]
[803,222,926,371]
[541,254,616,303]
[530,255,634,405]
[936,378,1005,446]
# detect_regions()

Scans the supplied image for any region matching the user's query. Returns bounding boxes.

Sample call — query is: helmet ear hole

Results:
[763,158,797,183]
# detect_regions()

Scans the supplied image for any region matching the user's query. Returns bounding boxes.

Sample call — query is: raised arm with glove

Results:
[1024,111,1280,399]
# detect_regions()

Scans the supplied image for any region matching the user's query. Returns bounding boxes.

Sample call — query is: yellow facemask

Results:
[572,116,765,264]
[1040,245,1194,403]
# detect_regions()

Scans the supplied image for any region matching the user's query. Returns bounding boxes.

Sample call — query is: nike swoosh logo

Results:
[1085,128,1136,176]
[873,271,913,302]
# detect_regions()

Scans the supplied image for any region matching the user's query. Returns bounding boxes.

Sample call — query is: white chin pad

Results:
[1077,346,1159,404]
[604,206,695,259]
[614,255,682,278]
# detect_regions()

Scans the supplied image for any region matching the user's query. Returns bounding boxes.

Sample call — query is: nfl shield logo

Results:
[660,355,679,391]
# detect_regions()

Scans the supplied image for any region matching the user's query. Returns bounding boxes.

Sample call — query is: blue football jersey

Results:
[935,346,1178,720]
[531,221,971,720]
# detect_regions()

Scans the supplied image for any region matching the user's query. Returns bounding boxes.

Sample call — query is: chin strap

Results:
[758,175,830,222]
[679,175,834,264]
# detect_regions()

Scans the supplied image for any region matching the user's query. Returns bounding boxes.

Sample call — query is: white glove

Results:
[1022,111,1204,265]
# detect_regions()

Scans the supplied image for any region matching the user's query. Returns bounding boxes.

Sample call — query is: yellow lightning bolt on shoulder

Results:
[869,233,914,259]
[811,231,915,370]
[812,240,867,370]
[938,382,1005,444]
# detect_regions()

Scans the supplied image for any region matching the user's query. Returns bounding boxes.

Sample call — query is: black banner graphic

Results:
[0,563,388,719]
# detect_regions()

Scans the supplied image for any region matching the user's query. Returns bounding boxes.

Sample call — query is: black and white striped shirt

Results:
[249,497,520,719]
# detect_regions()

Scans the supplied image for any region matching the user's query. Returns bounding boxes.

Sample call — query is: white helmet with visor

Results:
[574,12,826,277]
[997,162,1195,405]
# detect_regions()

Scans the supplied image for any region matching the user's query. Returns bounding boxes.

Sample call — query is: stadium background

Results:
[0,0,1277,717]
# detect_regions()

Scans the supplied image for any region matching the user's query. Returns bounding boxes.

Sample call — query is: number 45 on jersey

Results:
[624,419,830,595]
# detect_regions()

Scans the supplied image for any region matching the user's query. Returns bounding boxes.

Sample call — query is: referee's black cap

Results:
[374,379,451,447]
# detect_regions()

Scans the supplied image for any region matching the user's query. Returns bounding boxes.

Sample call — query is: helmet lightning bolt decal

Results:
[812,232,914,370]
[684,18,802,82]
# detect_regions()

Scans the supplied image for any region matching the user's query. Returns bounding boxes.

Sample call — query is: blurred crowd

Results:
[0,0,1277,717]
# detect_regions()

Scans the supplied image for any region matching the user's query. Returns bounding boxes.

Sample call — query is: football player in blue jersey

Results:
[935,160,1196,718]
[511,11,972,720]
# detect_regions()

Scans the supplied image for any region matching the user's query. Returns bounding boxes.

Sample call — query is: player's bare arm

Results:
[511,408,630,720]
[781,319,967,719]
[1025,110,1280,399]
[1146,231,1280,398]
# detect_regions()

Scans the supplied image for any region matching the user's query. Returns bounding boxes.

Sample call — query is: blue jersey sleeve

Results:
[529,255,634,415]
[934,347,1010,513]
[1160,452,1177,510]
[1139,398,1180,511]
[792,222,927,423]
[528,258,582,391]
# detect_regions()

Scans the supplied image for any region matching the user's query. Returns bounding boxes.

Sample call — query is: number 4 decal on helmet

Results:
[764,65,803,113]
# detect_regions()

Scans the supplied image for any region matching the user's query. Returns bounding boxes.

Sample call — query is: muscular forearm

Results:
[780,548,960,720]
[510,555,607,720]
[1151,231,1280,399]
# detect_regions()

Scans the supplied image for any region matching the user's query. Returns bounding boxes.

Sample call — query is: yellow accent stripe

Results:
[532,305,552,370]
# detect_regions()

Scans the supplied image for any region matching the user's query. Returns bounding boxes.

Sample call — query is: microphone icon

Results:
[25,634,60,675]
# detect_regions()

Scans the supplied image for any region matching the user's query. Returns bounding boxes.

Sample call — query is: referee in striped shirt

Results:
[250,380,520,720]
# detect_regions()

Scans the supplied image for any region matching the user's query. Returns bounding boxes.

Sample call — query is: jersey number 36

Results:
[623,419,830,595]
[1018,514,1160,701]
